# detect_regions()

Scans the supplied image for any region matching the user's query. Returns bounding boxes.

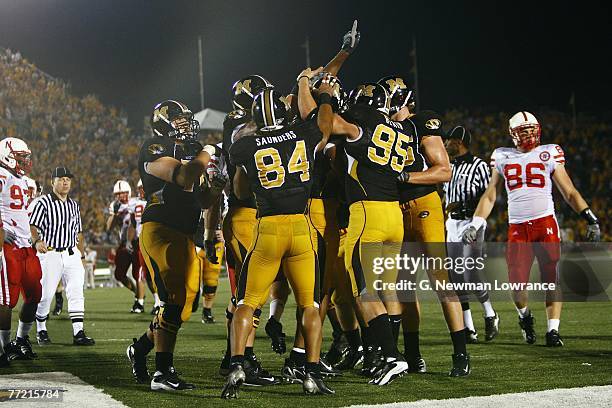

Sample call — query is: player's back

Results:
[341,105,414,204]
[491,143,565,224]
[229,118,322,217]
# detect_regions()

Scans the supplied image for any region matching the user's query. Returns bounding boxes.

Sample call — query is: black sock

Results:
[461,302,470,311]
[327,309,343,342]
[230,355,245,368]
[134,332,154,355]
[360,325,370,349]
[224,311,232,358]
[203,307,212,314]
[305,361,320,375]
[290,349,306,366]
[155,352,173,373]
[389,314,402,345]
[345,329,362,349]
[55,292,63,303]
[403,331,421,360]
[245,346,254,359]
[367,314,398,359]
[450,329,467,355]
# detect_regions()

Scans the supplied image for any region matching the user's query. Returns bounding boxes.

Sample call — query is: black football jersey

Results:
[397,110,445,202]
[330,137,350,229]
[138,137,203,235]
[341,105,415,204]
[221,110,256,209]
[229,118,322,218]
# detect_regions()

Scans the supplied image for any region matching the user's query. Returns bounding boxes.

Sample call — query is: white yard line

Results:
[347,385,612,408]
[0,371,127,407]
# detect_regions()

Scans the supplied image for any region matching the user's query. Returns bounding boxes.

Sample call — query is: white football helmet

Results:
[0,137,32,176]
[509,111,541,151]
[137,179,145,198]
[113,180,131,203]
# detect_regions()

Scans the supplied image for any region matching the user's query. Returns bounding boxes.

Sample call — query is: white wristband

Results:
[471,216,486,230]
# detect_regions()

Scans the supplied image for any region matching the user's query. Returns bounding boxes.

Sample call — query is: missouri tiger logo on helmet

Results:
[231,75,274,112]
[377,76,415,114]
[347,83,391,114]
[150,100,200,141]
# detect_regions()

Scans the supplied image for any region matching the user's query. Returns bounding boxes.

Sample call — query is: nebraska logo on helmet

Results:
[509,111,541,151]
[0,137,32,176]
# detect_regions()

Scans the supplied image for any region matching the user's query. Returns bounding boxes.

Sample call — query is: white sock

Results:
[516,306,529,317]
[17,321,34,339]
[482,300,496,318]
[72,322,84,336]
[153,293,161,307]
[269,298,285,320]
[0,329,11,350]
[547,319,560,332]
[36,319,47,332]
[463,309,475,331]
[137,298,144,306]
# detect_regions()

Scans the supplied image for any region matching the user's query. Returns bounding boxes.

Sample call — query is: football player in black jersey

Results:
[221,70,335,398]
[126,100,220,391]
[326,83,411,385]
[378,76,470,377]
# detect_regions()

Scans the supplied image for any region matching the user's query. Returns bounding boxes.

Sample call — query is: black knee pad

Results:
[203,285,217,295]
[252,308,262,328]
[154,305,182,335]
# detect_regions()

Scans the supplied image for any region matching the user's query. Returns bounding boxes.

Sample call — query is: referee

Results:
[30,166,95,346]
[443,126,499,343]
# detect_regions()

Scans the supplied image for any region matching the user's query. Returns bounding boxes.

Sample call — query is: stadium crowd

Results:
[1,47,609,243]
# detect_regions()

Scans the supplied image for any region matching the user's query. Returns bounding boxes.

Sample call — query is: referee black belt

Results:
[48,246,75,255]
[449,208,475,220]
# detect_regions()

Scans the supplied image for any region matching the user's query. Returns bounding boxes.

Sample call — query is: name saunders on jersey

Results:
[255,131,298,147]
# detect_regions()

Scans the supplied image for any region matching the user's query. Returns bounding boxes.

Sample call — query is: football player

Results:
[379,76,470,377]
[462,111,601,346]
[0,137,42,366]
[126,99,218,391]
[221,71,336,398]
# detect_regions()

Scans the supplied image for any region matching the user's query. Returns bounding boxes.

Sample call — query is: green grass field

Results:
[5,282,612,407]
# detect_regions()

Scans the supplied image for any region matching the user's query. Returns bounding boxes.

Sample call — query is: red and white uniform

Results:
[128,197,146,237]
[108,200,131,243]
[491,144,565,284]
[128,196,147,281]
[0,167,42,308]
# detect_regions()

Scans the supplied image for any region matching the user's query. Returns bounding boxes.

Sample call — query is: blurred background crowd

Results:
[1,48,609,244]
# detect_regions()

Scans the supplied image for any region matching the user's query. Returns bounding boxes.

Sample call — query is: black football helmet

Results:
[377,76,415,114]
[231,75,274,111]
[309,72,343,112]
[252,89,288,131]
[347,83,390,114]
[150,100,200,140]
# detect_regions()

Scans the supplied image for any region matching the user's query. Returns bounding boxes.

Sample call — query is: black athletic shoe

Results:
[0,353,9,367]
[151,367,196,391]
[281,357,305,383]
[130,301,144,314]
[126,338,150,383]
[545,329,564,347]
[243,358,280,386]
[302,372,335,395]
[150,305,160,316]
[484,313,500,341]
[201,308,215,324]
[449,353,471,377]
[36,330,51,345]
[360,346,383,377]
[3,341,21,361]
[73,330,95,346]
[219,352,231,377]
[221,365,245,399]
[406,356,427,374]
[324,338,348,367]
[519,312,536,344]
[7,336,38,360]
[465,328,479,344]
[334,346,363,371]
[264,318,286,354]
[369,358,408,386]
[52,295,63,316]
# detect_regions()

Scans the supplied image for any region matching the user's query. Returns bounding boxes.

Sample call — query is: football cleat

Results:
[126,338,150,383]
[485,313,500,341]
[334,346,363,371]
[281,357,306,384]
[201,308,215,324]
[545,329,564,347]
[519,312,536,344]
[243,358,280,386]
[150,305,160,316]
[264,318,287,354]
[406,356,427,374]
[3,341,22,361]
[465,328,479,344]
[221,365,245,399]
[360,346,383,377]
[449,353,471,377]
[0,353,9,368]
[73,330,95,346]
[6,336,38,360]
[219,353,231,377]
[130,301,144,314]
[369,358,408,386]
[319,356,342,377]
[302,372,335,395]
[36,330,51,345]
[151,367,196,391]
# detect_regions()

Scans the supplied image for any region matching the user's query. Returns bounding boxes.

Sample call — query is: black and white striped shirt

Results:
[29,192,82,249]
[444,153,490,206]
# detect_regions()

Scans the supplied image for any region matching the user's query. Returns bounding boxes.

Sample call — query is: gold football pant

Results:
[197,241,224,289]
[330,228,354,306]
[236,214,319,310]
[344,201,403,299]
[307,198,340,298]
[139,222,201,322]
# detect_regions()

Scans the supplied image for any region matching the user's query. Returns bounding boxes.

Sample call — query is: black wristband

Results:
[318,93,333,106]
[297,75,309,83]
[580,208,598,225]
[33,238,40,246]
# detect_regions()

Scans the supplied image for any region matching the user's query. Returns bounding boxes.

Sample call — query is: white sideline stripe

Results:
[0,371,127,407]
[347,385,612,408]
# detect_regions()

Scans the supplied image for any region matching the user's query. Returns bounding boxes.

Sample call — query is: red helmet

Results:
[509,111,541,151]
